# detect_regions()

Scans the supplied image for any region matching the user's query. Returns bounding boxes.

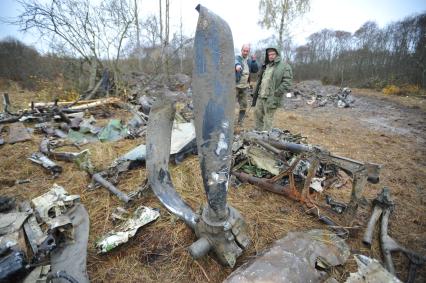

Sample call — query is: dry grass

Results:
[1,85,425,282]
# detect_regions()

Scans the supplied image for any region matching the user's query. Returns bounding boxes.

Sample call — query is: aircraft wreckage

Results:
[1,4,425,283]
[147,5,250,267]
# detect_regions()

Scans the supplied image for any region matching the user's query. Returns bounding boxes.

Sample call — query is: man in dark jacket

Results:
[235,44,259,126]
[252,47,292,131]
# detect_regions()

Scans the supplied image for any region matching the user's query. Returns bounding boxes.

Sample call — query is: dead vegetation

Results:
[1,82,425,282]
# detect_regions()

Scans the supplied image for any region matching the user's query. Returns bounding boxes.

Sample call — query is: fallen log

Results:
[27,97,121,111]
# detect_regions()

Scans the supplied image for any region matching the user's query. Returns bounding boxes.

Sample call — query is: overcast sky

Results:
[1,0,425,52]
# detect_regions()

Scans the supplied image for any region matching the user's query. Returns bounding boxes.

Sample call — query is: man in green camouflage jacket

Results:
[252,47,293,131]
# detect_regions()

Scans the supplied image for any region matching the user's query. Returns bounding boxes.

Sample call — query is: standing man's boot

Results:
[237,110,246,126]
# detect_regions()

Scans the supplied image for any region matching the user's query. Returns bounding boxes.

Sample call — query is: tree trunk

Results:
[159,0,163,44]
[78,59,85,91]
[134,0,142,71]
[87,57,98,92]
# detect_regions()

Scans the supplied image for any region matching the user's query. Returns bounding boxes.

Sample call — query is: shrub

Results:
[382,85,401,95]
[382,84,426,96]
[400,84,422,96]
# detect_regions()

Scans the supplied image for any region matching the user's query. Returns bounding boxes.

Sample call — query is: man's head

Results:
[241,44,250,58]
[266,48,278,63]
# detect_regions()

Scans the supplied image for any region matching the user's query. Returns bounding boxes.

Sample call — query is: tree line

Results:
[292,13,426,89]
[0,0,424,95]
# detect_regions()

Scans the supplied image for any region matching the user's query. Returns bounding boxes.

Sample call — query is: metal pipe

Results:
[188,237,212,259]
[233,171,299,202]
[92,173,130,203]
[381,208,397,274]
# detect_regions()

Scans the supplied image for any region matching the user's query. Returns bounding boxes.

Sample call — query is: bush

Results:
[400,84,423,96]
[382,84,426,96]
[382,85,401,95]
[29,74,79,102]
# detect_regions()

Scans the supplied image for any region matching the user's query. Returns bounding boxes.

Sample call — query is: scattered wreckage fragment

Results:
[0,122,32,144]
[0,185,89,282]
[231,129,382,238]
[91,172,132,203]
[35,122,68,138]
[292,81,355,108]
[224,229,350,283]
[31,184,80,223]
[363,188,426,283]
[19,201,53,262]
[345,255,402,283]
[96,206,160,253]
[1,96,82,125]
[0,196,15,213]
[28,152,63,177]
[238,130,381,219]
[50,203,90,283]
[146,5,250,267]
[233,171,349,238]
[39,137,91,166]
[88,123,196,203]
[0,250,27,282]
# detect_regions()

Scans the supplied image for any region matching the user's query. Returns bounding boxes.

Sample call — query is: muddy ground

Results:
[1,85,425,282]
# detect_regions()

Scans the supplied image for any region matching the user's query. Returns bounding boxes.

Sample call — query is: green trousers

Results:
[236,87,248,111]
[254,97,278,131]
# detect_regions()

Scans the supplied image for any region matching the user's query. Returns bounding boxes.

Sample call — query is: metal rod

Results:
[92,173,130,203]
[232,171,298,201]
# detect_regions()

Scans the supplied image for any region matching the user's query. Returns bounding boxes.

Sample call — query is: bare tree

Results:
[13,0,136,96]
[157,0,170,79]
[96,0,135,95]
[141,15,161,48]
[258,0,310,51]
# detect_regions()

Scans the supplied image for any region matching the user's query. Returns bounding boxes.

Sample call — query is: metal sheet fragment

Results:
[246,146,281,175]
[5,122,32,144]
[50,204,90,283]
[224,229,350,283]
[0,212,29,236]
[345,255,402,283]
[31,184,80,223]
[96,206,160,253]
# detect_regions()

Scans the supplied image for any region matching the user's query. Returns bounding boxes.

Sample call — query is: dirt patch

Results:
[1,85,425,282]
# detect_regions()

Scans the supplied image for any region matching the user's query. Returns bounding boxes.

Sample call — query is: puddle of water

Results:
[361,117,411,135]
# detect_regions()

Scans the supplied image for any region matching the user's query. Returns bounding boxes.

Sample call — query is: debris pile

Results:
[230,128,425,282]
[124,72,191,97]
[232,128,381,237]
[2,89,425,281]
[292,80,355,108]
[0,185,90,282]
[125,72,194,121]
[0,1,424,280]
